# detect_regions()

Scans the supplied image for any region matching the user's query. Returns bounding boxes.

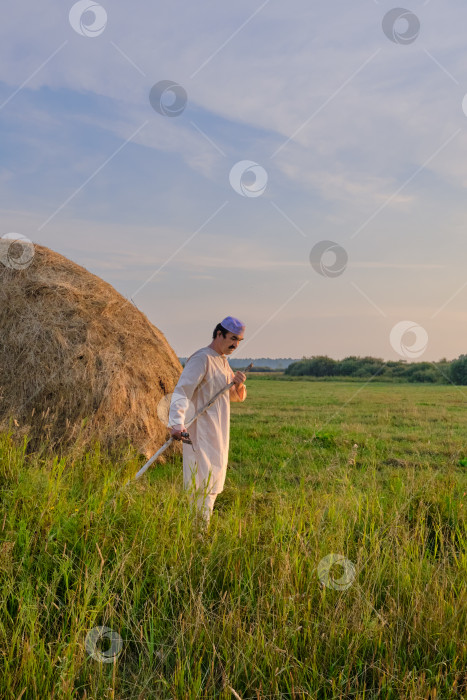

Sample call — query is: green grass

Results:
[0,379,466,699]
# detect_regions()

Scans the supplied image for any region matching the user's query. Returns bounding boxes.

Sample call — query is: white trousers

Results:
[190,491,217,524]
[183,452,218,524]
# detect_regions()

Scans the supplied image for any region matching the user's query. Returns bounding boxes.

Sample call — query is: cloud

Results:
[1,0,465,192]
[2,1,467,358]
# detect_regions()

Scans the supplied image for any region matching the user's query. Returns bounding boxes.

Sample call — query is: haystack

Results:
[0,243,183,460]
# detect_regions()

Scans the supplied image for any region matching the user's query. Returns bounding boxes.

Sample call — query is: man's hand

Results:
[170,425,187,440]
[233,371,246,387]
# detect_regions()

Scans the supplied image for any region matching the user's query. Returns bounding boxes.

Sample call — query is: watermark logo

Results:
[309,240,348,278]
[85,626,123,663]
[149,81,188,117]
[0,233,35,270]
[229,160,268,198]
[390,320,428,359]
[69,1,107,37]
[382,8,420,45]
[317,553,356,591]
[461,94,467,117]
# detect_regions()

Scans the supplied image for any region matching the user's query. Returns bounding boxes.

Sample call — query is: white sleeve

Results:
[230,383,247,402]
[228,366,247,402]
[168,353,208,427]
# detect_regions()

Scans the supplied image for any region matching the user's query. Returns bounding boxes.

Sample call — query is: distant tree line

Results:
[285,354,467,384]
[179,357,299,370]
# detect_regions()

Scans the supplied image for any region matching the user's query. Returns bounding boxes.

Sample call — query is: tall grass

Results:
[0,380,466,699]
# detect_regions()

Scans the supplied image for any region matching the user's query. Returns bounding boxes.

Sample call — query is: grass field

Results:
[0,378,466,699]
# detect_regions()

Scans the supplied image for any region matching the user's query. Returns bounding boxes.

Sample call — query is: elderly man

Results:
[168,316,247,526]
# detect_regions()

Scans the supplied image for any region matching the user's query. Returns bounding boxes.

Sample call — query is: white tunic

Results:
[168,346,247,495]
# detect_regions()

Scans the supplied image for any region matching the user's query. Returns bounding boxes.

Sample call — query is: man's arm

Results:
[229,370,247,402]
[168,353,208,437]
[230,384,247,401]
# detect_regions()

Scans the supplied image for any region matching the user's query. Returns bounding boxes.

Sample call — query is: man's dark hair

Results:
[212,323,228,339]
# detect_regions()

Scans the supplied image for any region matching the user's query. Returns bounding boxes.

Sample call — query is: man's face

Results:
[218,330,244,354]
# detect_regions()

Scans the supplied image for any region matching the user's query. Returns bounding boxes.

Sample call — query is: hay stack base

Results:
[0,244,182,460]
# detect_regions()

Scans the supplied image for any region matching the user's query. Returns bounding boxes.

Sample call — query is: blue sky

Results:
[1,0,467,360]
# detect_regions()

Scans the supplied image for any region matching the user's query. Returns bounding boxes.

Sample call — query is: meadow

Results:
[0,378,466,699]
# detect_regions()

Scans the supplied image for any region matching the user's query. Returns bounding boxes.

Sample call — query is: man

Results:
[168,316,247,526]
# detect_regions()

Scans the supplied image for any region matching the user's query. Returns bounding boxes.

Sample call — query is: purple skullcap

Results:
[220,316,245,335]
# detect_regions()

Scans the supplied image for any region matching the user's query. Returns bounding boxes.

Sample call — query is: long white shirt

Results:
[168,346,247,494]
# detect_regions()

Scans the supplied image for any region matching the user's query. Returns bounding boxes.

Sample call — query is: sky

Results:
[1,0,467,361]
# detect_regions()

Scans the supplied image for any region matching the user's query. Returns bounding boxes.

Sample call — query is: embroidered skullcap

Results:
[220,316,245,334]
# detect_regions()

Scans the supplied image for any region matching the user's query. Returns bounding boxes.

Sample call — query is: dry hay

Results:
[0,243,183,460]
